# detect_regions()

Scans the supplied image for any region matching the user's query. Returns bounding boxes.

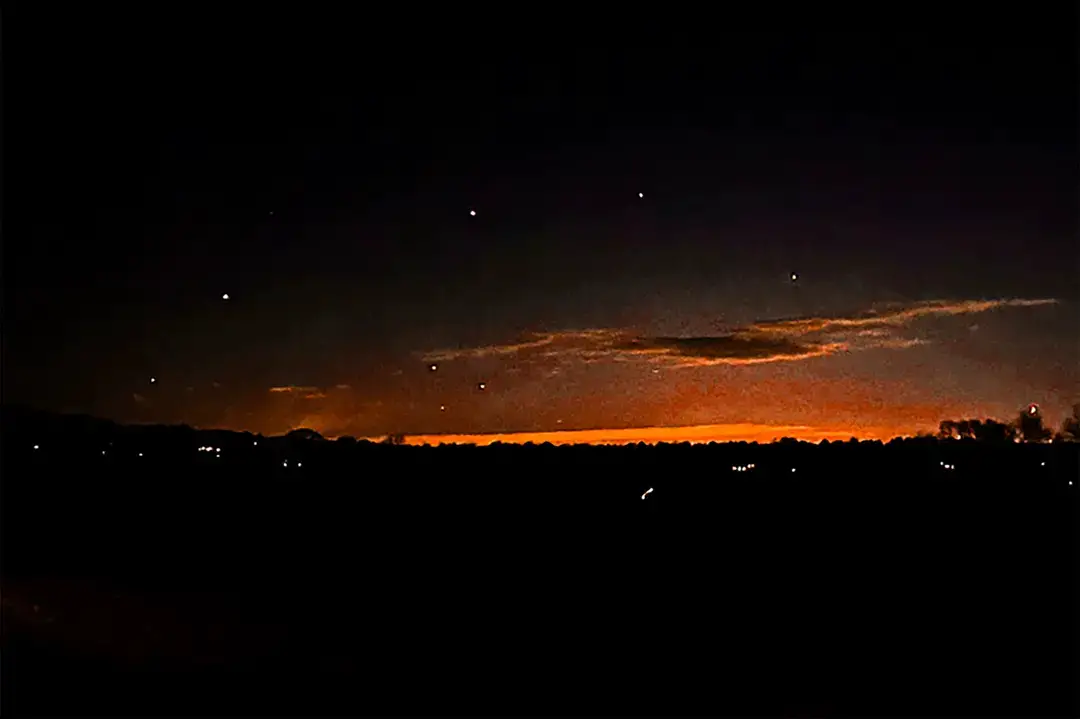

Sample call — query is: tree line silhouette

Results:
[3,401,1076,717]
[935,404,1078,444]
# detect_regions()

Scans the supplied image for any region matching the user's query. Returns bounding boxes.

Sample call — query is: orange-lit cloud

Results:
[269,386,321,394]
[749,298,1058,336]
[419,297,1057,368]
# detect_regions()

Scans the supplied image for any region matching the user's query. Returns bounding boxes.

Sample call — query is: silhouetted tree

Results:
[939,419,984,440]
[1016,407,1051,443]
[1058,404,1080,442]
[975,418,1016,444]
[381,433,406,446]
[286,428,324,442]
[335,435,358,446]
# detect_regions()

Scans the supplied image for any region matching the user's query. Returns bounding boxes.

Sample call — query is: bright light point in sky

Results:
[1040,461,1045,466]
[469,210,476,216]
[138,452,143,457]
[222,293,230,300]
[790,272,798,281]
[150,377,156,383]
[791,468,796,472]
[440,405,446,411]
[478,382,486,390]
[430,364,438,371]
[638,192,644,198]
[33,444,39,450]
[642,487,653,499]
[1029,404,1038,415]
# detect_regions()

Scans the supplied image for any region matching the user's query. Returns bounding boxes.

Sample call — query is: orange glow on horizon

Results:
[357,423,921,446]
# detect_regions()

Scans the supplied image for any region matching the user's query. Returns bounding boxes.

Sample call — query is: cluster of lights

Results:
[282,459,302,468]
[731,463,756,472]
[939,461,956,470]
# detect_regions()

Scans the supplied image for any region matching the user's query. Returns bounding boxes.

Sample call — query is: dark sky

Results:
[5,8,1078,442]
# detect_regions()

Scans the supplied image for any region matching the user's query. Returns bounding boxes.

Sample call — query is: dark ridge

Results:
[2,407,1077,715]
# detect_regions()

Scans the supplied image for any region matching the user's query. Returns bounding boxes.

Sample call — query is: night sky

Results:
[6,9,1078,443]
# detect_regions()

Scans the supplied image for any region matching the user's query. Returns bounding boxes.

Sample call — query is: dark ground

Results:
[2,430,1077,715]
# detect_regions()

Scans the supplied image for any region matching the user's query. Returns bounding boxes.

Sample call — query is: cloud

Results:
[423,330,620,362]
[748,298,1057,337]
[419,297,1057,369]
[610,335,846,366]
[268,385,346,400]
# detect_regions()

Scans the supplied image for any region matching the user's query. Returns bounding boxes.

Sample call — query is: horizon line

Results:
[354,423,927,446]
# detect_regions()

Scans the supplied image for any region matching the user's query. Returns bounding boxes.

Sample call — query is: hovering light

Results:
[641,487,654,500]
[33,444,40,450]
[222,293,230,301]
[790,272,798,281]
[297,462,302,468]
[102,450,106,455]
[253,440,258,446]
[150,377,156,384]
[1029,404,1038,415]
[440,405,446,411]
[791,468,796,473]
[430,364,438,372]
[469,210,476,217]
[283,460,288,467]
[269,211,274,216]
[1070,480,1074,486]
[138,452,144,457]
[638,192,644,198]
[1040,461,1046,467]
[478,382,486,390]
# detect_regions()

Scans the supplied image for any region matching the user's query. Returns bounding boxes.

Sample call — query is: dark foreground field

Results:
[2,427,1077,714]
